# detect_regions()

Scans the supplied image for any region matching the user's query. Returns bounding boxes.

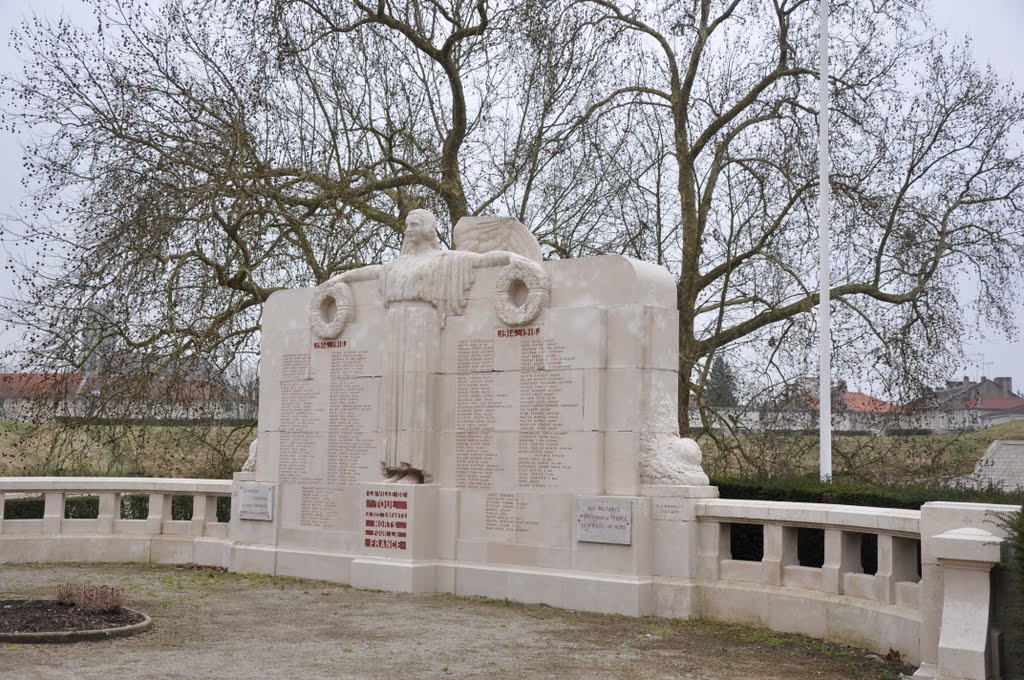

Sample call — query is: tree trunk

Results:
[677,286,698,437]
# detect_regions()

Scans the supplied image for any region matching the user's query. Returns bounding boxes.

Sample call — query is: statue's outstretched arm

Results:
[474,251,520,268]
[326,264,383,285]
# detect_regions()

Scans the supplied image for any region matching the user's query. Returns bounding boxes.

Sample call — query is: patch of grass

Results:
[0,419,253,478]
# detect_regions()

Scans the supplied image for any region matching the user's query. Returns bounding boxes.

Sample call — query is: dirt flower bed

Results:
[0,600,144,634]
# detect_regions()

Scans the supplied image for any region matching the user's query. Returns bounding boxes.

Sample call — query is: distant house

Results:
[696,378,904,433]
[983,402,1024,427]
[695,374,1024,434]
[908,376,1024,432]
[0,372,254,424]
[766,378,904,433]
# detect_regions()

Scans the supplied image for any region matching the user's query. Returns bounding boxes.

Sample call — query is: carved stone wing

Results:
[453,216,543,264]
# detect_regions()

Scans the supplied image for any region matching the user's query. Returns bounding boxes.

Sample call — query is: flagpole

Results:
[818,0,832,481]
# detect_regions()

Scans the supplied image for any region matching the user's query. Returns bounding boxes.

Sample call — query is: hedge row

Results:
[3,494,231,523]
[712,475,1023,509]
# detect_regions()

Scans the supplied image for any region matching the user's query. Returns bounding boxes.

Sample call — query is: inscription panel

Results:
[455,372,518,432]
[293,485,345,530]
[456,431,501,489]
[516,337,581,490]
[458,491,571,546]
[457,337,495,372]
[452,324,593,493]
[652,498,689,522]
[280,380,326,432]
[278,431,325,483]
[484,492,516,533]
[364,489,409,551]
[281,353,309,381]
[277,343,376,524]
[576,497,632,545]
[238,484,274,521]
[327,349,379,485]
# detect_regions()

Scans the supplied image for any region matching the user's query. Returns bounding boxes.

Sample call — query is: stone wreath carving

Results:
[493,257,550,326]
[309,280,354,339]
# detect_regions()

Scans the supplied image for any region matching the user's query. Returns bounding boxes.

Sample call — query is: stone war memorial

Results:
[235,208,712,610]
[1,211,1019,680]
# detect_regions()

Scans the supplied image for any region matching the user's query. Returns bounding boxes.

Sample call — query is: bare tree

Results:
[1,0,1022,472]
[557,0,1024,433]
[0,0,616,470]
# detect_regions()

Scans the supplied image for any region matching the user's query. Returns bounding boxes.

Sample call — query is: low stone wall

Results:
[1,476,1017,679]
[0,477,232,566]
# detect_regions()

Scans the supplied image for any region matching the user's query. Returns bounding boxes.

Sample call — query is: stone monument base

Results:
[229,474,719,617]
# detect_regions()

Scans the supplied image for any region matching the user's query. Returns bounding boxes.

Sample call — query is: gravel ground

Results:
[0,563,915,680]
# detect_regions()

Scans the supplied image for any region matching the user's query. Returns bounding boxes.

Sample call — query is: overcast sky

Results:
[0,0,1021,393]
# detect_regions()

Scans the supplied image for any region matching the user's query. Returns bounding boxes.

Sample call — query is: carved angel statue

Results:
[310,209,550,484]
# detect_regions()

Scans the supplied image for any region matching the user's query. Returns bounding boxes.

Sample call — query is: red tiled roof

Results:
[0,373,77,398]
[843,391,901,413]
[955,395,1024,411]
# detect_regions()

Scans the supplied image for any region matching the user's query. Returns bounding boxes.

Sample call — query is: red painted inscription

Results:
[313,340,347,349]
[364,489,409,550]
[496,327,540,338]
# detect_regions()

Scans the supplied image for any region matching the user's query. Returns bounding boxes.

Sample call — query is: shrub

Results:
[712,475,1023,509]
[997,509,1024,668]
[54,583,124,613]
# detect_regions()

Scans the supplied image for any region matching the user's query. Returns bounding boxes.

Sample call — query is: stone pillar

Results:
[877,534,919,605]
[915,501,1018,680]
[822,528,860,594]
[762,524,797,586]
[646,485,718,619]
[696,518,729,581]
[42,492,63,534]
[97,493,118,534]
[147,493,171,535]
[190,494,216,537]
[931,527,1003,680]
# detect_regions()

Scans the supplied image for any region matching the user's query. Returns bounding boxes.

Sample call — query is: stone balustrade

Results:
[0,477,232,566]
[688,497,1018,679]
[0,477,1017,679]
[696,498,923,607]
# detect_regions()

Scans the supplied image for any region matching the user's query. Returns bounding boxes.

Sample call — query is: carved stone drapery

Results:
[306,210,550,482]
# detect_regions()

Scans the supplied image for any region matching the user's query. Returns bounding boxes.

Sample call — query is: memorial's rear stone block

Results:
[232,210,713,613]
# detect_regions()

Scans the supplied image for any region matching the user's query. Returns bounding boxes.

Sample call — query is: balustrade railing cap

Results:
[0,477,231,494]
[932,526,1004,565]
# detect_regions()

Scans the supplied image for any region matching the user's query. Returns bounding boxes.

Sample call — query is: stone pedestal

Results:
[351,483,438,593]
[915,502,1016,680]
[644,484,719,618]
[932,528,1003,680]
